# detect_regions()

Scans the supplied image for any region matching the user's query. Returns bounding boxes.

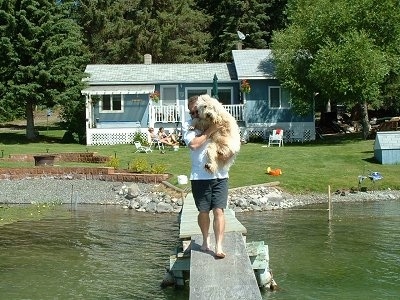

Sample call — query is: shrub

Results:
[151,163,167,174]
[129,158,150,173]
[248,133,264,143]
[106,156,120,169]
[133,132,148,145]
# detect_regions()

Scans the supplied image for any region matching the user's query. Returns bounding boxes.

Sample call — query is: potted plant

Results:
[150,91,160,103]
[240,80,251,94]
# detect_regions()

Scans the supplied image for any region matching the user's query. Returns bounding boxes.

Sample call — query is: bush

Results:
[129,158,150,173]
[105,157,120,169]
[128,158,167,174]
[133,132,148,145]
[248,133,264,143]
[151,163,167,174]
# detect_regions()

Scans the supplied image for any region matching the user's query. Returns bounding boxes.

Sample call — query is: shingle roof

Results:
[84,63,237,85]
[232,49,275,79]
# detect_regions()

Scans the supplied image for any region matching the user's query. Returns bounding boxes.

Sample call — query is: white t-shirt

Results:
[182,121,229,180]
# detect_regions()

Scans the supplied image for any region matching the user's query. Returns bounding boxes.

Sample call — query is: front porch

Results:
[86,104,245,145]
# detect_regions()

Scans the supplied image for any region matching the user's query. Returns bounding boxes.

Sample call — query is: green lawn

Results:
[0,126,398,193]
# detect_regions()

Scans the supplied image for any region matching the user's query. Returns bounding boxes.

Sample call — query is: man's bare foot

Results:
[215,245,225,258]
[200,236,210,252]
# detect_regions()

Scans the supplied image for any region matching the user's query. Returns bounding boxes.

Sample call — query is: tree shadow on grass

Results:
[0,126,64,144]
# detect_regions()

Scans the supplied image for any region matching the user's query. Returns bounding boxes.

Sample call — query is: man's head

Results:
[188,95,199,119]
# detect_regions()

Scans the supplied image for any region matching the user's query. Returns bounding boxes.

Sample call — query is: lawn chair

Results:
[150,138,164,151]
[268,129,284,147]
[134,141,152,153]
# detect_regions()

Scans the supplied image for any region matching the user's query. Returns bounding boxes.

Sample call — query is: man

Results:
[183,95,229,259]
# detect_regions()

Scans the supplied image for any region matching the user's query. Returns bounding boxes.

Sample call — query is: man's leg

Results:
[213,208,225,257]
[198,211,210,251]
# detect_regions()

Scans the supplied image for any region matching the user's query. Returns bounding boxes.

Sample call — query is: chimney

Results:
[144,54,152,65]
[237,42,242,50]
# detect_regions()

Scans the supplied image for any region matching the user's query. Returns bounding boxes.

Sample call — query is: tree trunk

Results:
[26,101,37,140]
[360,100,370,140]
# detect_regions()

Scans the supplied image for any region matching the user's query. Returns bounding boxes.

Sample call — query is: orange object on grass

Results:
[267,168,282,176]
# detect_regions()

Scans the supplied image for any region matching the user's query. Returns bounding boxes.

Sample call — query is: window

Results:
[269,87,290,109]
[160,86,178,105]
[187,88,208,99]
[186,88,232,104]
[100,94,123,112]
[216,88,232,105]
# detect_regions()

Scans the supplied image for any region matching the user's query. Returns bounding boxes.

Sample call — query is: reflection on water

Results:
[239,200,400,300]
[0,201,399,299]
[0,206,188,300]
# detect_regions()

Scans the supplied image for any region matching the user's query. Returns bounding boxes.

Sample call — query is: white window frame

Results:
[99,94,124,113]
[160,85,178,105]
[269,86,290,109]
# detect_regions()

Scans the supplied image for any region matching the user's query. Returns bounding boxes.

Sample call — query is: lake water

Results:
[0,200,399,299]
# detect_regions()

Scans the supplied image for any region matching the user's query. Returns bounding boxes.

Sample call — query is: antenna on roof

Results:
[237,31,249,40]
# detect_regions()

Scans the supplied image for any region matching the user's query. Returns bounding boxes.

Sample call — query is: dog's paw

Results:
[204,163,217,174]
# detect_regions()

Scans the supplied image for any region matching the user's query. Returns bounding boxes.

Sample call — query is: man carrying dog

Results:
[183,95,229,259]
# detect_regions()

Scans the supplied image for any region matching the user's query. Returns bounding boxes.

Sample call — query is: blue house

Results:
[81,49,315,145]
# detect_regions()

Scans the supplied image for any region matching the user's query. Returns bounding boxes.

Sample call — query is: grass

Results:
[0,124,398,194]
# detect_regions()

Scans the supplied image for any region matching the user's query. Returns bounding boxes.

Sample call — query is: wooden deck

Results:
[178,194,262,300]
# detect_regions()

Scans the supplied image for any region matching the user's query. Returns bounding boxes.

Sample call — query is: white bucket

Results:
[173,145,179,151]
[177,175,188,185]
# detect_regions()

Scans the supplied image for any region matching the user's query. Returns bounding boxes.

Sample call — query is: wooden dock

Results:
[179,193,247,239]
[168,193,272,299]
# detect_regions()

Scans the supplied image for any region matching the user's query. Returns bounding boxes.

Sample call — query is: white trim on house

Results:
[82,85,155,95]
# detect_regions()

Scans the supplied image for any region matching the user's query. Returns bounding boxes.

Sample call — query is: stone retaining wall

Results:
[0,166,170,183]
[7,152,108,163]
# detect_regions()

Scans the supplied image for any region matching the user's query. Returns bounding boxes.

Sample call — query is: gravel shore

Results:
[0,177,399,213]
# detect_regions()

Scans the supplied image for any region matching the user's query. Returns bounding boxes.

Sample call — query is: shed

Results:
[374,132,400,164]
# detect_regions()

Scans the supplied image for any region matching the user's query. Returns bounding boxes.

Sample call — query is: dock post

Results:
[328,185,332,221]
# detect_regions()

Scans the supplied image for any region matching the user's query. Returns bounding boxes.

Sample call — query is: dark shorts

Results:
[191,178,228,212]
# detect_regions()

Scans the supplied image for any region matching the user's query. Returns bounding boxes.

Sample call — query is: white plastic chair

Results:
[268,129,284,147]
[150,138,164,150]
[134,141,153,153]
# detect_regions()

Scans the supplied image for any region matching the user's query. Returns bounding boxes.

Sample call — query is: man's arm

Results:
[188,124,218,150]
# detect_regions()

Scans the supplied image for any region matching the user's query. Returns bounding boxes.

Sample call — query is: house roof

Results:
[232,49,275,80]
[84,63,237,85]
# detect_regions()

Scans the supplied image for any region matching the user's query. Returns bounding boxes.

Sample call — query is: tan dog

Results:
[191,94,241,174]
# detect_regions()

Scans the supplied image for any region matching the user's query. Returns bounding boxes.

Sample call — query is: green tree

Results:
[0,0,90,140]
[73,0,211,63]
[271,0,400,139]
[198,0,269,62]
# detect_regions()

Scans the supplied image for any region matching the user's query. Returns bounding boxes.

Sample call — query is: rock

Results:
[145,202,157,213]
[157,202,174,213]
[127,183,140,198]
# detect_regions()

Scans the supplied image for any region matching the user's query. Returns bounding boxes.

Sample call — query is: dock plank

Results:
[179,194,247,239]
[189,232,262,300]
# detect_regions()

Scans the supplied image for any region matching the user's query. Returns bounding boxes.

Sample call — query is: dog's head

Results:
[196,94,224,125]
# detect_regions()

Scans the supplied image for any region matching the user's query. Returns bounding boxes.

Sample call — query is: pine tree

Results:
[0,0,90,139]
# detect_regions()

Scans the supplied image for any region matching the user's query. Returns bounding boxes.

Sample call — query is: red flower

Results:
[150,91,160,102]
[240,80,251,93]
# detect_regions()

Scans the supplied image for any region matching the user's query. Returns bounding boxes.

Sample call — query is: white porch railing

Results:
[150,105,184,124]
[223,104,244,121]
[150,104,244,124]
